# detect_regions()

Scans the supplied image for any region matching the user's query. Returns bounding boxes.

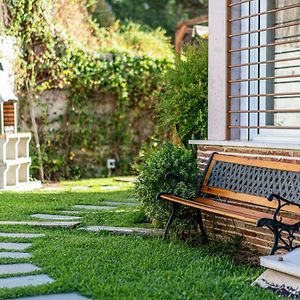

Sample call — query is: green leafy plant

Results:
[134,143,201,227]
[157,41,208,147]
[2,0,173,180]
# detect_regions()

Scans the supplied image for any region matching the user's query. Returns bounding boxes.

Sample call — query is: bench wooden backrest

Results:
[200,153,300,215]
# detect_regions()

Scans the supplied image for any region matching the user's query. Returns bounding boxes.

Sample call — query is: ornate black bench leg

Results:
[196,210,208,243]
[269,225,280,255]
[163,202,178,241]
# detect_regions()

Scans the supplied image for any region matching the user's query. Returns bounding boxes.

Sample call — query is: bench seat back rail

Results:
[200,153,300,215]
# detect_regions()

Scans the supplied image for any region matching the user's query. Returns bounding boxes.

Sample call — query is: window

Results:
[227,0,300,142]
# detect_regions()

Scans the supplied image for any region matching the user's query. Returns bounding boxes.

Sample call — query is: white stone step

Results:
[0,252,31,259]
[0,232,44,238]
[260,248,300,278]
[31,214,81,221]
[0,274,54,288]
[0,242,32,251]
[73,205,117,211]
[0,263,40,275]
[12,293,90,299]
[0,221,80,228]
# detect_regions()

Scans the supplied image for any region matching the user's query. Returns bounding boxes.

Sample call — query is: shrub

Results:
[134,143,201,227]
[157,41,208,147]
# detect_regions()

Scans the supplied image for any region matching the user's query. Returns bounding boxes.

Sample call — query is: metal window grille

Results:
[227,0,300,140]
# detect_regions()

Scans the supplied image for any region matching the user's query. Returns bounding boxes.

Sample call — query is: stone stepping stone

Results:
[31,214,81,221]
[100,186,121,191]
[0,274,54,288]
[42,186,65,192]
[0,242,32,251]
[0,221,80,228]
[71,186,90,191]
[113,177,137,183]
[0,252,32,259]
[12,292,90,300]
[0,232,45,238]
[59,211,83,215]
[101,201,138,206]
[0,263,40,275]
[84,226,164,236]
[73,205,117,211]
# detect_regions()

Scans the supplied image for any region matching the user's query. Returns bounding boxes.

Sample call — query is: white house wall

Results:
[207,0,227,140]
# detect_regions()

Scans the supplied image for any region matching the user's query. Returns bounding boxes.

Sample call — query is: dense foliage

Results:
[135,143,201,227]
[157,41,208,147]
[2,0,173,180]
[104,0,208,37]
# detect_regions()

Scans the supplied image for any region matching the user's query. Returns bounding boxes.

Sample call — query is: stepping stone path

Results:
[13,293,90,299]
[73,205,117,211]
[0,242,32,251]
[0,221,80,228]
[31,214,81,221]
[0,231,89,299]
[84,226,164,236]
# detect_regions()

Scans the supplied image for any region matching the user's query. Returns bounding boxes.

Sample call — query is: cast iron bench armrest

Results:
[256,193,300,254]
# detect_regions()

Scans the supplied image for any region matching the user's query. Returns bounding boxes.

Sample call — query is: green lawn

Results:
[0,178,281,299]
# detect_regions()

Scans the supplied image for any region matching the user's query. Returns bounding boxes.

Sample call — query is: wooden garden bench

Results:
[157,153,300,254]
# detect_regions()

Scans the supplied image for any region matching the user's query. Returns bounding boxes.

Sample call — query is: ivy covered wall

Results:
[0,0,173,180]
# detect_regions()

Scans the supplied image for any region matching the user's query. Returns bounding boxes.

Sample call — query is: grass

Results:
[0,177,282,299]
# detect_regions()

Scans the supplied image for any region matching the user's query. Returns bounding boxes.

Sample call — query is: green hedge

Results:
[157,41,208,147]
[134,144,202,228]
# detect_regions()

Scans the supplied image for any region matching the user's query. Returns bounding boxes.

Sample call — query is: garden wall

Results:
[20,88,157,180]
[196,143,300,254]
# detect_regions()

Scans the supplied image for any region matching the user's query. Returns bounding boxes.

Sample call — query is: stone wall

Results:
[196,143,300,254]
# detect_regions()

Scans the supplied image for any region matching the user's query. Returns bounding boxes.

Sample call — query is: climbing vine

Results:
[2,0,172,180]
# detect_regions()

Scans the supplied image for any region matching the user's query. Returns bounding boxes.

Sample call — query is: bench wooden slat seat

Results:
[157,153,300,254]
[160,194,298,226]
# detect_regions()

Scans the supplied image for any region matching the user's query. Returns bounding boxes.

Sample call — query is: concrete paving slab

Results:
[84,226,164,236]
[0,232,45,238]
[0,274,54,288]
[59,211,83,215]
[0,242,32,251]
[73,205,117,211]
[12,293,90,300]
[100,186,121,191]
[71,186,90,191]
[0,221,80,228]
[101,201,138,206]
[260,248,300,278]
[113,177,137,183]
[41,186,65,192]
[0,263,40,275]
[0,252,32,259]
[31,214,81,221]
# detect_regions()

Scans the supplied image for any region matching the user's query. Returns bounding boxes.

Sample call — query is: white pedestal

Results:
[0,132,39,190]
[254,249,300,297]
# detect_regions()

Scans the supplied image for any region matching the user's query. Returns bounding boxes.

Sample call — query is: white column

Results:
[208,0,228,140]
